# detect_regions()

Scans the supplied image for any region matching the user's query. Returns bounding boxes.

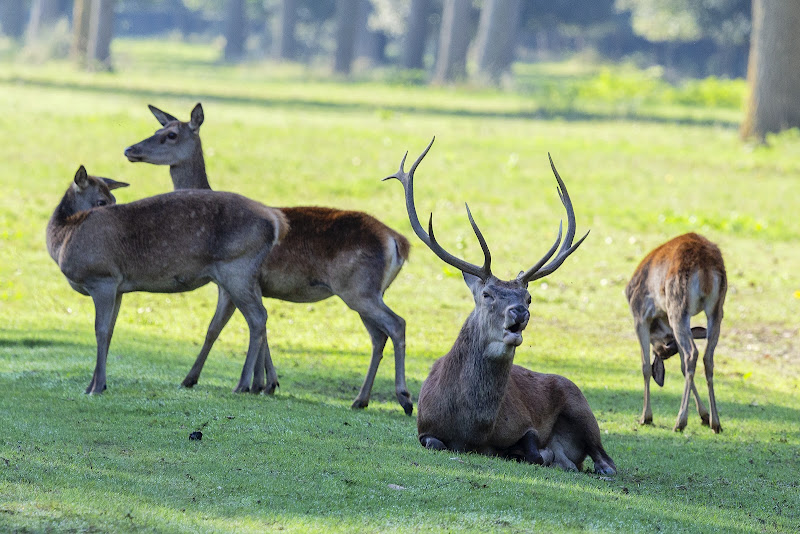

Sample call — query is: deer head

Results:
[124,103,204,166]
[69,165,129,213]
[384,138,588,350]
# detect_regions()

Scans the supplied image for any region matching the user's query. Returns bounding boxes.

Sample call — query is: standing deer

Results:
[47,166,287,394]
[385,139,616,474]
[625,232,726,433]
[124,103,413,414]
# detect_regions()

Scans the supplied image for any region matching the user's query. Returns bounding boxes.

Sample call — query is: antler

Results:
[517,154,589,284]
[384,137,493,282]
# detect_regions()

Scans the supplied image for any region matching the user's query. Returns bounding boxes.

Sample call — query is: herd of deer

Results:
[46,103,728,476]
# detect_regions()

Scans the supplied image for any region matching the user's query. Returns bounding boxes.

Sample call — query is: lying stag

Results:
[385,139,616,474]
[47,166,287,394]
[124,104,413,414]
[626,232,726,433]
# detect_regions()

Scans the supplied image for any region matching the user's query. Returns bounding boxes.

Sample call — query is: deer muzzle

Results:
[502,305,529,346]
[124,145,144,162]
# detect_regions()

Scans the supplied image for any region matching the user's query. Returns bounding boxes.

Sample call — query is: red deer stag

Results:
[385,139,616,474]
[124,104,413,414]
[47,166,287,394]
[626,232,726,433]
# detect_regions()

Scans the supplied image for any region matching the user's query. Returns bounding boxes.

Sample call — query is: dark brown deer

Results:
[626,232,726,433]
[47,166,287,394]
[124,103,413,414]
[385,139,616,474]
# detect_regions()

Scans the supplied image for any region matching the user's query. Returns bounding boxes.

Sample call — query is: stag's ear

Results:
[148,104,177,126]
[102,177,130,190]
[189,103,204,132]
[73,165,90,191]
[462,272,484,294]
[652,357,665,387]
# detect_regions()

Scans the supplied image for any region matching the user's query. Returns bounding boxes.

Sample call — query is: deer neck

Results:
[170,142,211,190]
[46,192,83,263]
[449,313,516,428]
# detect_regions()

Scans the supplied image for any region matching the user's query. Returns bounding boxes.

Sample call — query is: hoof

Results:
[700,413,710,426]
[181,378,198,388]
[711,423,722,434]
[264,382,278,396]
[351,398,368,410]
[638,417,652,426]
[673,422,686,432]
[420,436,446,450]
[398,392,413,416]
[233,385,250,393]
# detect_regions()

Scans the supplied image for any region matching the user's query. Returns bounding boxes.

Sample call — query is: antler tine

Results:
[519,154,589,284]
[384,138,492,281]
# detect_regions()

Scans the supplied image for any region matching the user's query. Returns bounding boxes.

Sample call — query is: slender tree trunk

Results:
[474,0,522,83]
[274,0,297,60]
[1,0,29,39]
[333,0,359,75]
[223,0,247,61]
[401,0,429,69]
[87,0,115,70]
[72,0,91,62]
[26,0,60,43]
[355,0,386,66]
[740,0,800,141]
[432,0,473,83]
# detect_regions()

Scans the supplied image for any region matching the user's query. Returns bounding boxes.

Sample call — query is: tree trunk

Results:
[274,0,297,60]
[87,0,115,70]
[26,0,60,43]
[741,0,800,141]
[72,0,91,62]
[223,0,247,61]
[401,0,429,69]
[333,0,359,75]
[1,0,29,39]
[474,0,522,83]
[355,0,387,66]
[432,0,473,83]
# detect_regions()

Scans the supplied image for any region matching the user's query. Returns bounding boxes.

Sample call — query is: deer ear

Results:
[462,272,484,293]
[652,357,665,387]
[73,165,90,191]
[148,104,177,126]
[102,178,130,190]
[189,103,204,132]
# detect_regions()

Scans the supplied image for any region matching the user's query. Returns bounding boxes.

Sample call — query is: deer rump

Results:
[418,362,614,472]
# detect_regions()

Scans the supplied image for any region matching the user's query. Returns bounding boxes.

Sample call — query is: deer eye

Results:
[526,295,532,305]
[95,200,107,207]
[482,291,493,300]
[167,132,177,140]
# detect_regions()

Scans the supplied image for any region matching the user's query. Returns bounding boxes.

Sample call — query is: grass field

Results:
[1,39,798,533]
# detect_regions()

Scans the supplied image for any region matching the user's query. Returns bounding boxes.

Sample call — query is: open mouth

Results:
[502,322,524,346]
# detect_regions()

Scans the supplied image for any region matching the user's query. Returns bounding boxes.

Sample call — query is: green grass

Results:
[1,39,799,533]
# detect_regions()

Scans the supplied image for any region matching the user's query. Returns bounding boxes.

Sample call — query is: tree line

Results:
[2,0,799,140]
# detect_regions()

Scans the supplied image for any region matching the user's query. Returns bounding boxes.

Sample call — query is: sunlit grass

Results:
[1,40,798,533]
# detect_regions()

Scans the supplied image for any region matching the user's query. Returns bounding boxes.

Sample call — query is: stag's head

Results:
[67,165,129,214]
[385,138,588,348]
[124,103,204,166]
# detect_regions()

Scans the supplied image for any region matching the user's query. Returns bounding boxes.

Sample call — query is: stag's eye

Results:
[95,200,107,207]
[482,291,494,301]
[167,132,177,140]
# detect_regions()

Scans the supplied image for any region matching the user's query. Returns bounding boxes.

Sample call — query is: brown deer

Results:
[124,103,413,414]
[385,139,616,474]
[47,166,287,394]
[625,232,726,433]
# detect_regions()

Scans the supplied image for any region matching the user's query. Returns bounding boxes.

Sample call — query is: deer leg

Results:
[182,286,236,388]
[251,325,278,395]
[221,278,270,394]
[704,309,723,433]
[345,296,412,415]
[670,313,699,432]
[86,286,122,395]
[518,430,544,465]
[420,435,447,450]
[634,321,653,425]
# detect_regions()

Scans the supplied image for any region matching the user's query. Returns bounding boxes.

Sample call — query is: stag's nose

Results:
[506,305,529,327]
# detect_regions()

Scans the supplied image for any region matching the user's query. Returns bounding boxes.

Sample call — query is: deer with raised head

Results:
[124,103,413,414]
[626,232,726,433]
[385,139,616,474]
[47,165,287,394]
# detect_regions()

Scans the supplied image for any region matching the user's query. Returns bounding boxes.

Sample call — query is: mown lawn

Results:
[0,39,798,533]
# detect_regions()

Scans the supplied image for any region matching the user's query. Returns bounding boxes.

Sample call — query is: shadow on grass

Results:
[3,76,740,129]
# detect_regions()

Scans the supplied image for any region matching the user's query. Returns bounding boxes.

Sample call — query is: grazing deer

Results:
[124,103,413,414]
[385,139,616,474]
[47,166,287,394]
[625,233,726,433]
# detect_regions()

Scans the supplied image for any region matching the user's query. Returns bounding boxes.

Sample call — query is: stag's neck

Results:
[449,314,516,427]
[170,143,211,190]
